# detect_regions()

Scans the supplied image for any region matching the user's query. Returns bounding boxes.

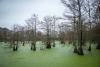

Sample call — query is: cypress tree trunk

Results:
[22,42,25,46]
[96,41,100,49]
[31,42,36,51]
[78,45,84,55]
[77,0,84,55]
[53,42,55,47]
[88,42,91,51]
[13,42,18,51]
[74,45,78,53]
[46,41,51,49]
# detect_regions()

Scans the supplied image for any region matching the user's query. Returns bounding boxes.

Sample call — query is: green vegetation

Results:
[0,42,100,67]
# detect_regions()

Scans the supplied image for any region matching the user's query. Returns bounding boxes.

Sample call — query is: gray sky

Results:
[0,0,65,29]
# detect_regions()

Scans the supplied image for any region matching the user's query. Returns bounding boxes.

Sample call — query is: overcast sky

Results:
[0,0,66,29]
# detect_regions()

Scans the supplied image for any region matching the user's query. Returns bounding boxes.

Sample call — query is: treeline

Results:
[0,15,74,51]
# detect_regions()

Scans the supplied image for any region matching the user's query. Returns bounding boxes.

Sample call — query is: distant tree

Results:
[17,25,25,46]
[0,27,10,42]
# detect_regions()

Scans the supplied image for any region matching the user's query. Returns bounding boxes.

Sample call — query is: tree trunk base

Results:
[78,46,84,55]
[22,42,25,46]
[53,42,55,47]
[88,45,91,51]
[74,47,78,53]
[31,46,36,51]
[46,42,51,49]
[61,41,65,44]
[96,44,100,49]
[31,43,36,51]
[33,45,36,51]
[13,44,18,51]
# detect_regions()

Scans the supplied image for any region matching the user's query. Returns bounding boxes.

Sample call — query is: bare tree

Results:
[41,16,53,48]
[83,0,93,51]
[12,24,20,51]
[61,0,86,55]
[26,14,39,51]
[58,23,66,44]
[51,16,62,47]
[93,3,100,49]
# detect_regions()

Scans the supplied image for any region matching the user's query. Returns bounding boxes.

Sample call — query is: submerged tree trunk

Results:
[31,42,36,51]
[78,45,84,55]
[22,42,25,46]
[77,0,84,55]
[88,42,91,51]
[96,41,100,49]
[53,42,55,47]
[61,40,65,44]
[46,41,51,49]
[13,42,18,51]
[74,45,78,53]
[73,41,78,53]
[46,27,51,49]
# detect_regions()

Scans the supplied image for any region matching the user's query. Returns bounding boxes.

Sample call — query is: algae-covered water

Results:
[0,41,100,67]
